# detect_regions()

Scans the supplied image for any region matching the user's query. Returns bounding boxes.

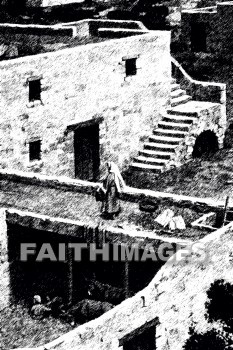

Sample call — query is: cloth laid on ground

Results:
[155,209,186,230]
[155,209,174,227]
[168,215,186,230]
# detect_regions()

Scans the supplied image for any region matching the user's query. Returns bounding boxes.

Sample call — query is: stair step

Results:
[171,89,186,99]
[158,121,190,131]
[153,128,187,138]
[134,156,167,166]
[171,83,180,92]
[139,149,173,159]
[167,109,198,117]
[149,135,181,144]
[163,114,197,124]
[144,142,177,152]
[131,162,163,173]
[171,95,192,107]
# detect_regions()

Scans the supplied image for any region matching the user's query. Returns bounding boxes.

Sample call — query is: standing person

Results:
[101,161,125,219]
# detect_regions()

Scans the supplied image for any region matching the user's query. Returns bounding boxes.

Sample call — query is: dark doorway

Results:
[119,319,158,350]
[74,123,100,181]
[191,22,207,52]
[192,130,219,158]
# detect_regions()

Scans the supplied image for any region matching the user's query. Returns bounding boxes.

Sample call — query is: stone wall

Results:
[181,9,220,53]
[0,23,76,59]
[0,168,229,213]
[0,23,75,37]
[181,2,233,54]
[62,19,148,39]
[164,0,225,26]
[0,31,171,179]
[168,57,227,171]
[6,208,189,249]
[166,103,226,171]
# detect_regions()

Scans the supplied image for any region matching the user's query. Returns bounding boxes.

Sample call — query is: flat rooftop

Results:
[0,171,223,242]
[0,19,149,60]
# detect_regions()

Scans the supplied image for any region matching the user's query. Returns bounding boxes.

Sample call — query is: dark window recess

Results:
[29,79,41,102]
[191,22,207,52]
[29,140,41,161]
[125,58,137,76]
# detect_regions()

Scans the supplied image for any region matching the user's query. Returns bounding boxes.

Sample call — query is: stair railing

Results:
[171,56,226,109]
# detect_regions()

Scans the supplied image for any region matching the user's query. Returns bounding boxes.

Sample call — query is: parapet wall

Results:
[62,19,148,39]
[0,22,76,59]
[0,23,75,37]
[0,19,147,41]
[0,169,228,214]
[171,57,226,106]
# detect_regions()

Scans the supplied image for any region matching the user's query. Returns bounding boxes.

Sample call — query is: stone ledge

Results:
[6,208,190,246]
[0,168,228,213]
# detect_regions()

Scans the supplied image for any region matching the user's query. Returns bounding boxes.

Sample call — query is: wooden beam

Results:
[67,247,73,305]
[124,256,130,299]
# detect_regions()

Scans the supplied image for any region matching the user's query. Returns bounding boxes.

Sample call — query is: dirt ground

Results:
[0,304,73,350]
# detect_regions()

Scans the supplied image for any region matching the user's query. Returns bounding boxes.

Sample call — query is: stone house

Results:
[181,1,233,54]
[0,19,227,181]
[0,20,173,181]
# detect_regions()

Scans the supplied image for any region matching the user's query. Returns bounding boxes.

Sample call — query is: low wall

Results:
[5,208,190,248]
[170,57,227,159]
[0,168,229,214]
[171,57,226,106]
[98,28,148,39]
[62,19,148,39]
[0,23,76,37]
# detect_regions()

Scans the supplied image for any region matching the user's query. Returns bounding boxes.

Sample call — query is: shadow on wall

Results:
[224,123,233,149]
[192,130,219,158]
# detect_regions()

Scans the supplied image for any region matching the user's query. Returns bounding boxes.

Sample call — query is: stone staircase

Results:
[131,78,199,174]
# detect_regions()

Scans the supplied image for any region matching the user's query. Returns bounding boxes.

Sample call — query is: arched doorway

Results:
[192,130,219,158]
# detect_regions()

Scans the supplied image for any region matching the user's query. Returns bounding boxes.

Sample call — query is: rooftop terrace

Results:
[0,19,149,60]
[0,169,229,243]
